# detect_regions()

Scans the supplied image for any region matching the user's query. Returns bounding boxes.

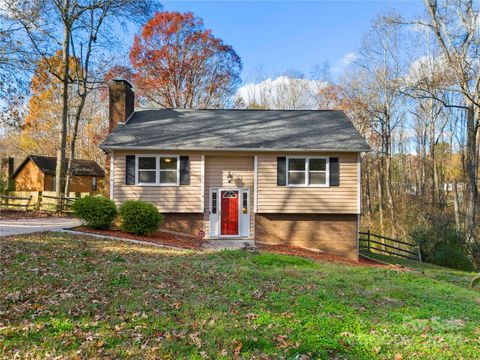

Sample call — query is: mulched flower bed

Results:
[0,210,69,220]
[72,226,393,267]
[257,243,398,269]
[72,226,205,250]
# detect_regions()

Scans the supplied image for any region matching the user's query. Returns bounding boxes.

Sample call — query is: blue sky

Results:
[155,0,425,82]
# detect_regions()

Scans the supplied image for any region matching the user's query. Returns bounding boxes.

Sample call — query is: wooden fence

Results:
[0,191,89,213]
[359,230,422,262]
[39,194,78,213]
[0,194,32,211]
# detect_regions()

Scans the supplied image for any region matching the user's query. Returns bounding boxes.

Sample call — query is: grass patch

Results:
[363,251,477,287]
[1,233,479,359]
[251,252,315,267]
[49,318,75,335]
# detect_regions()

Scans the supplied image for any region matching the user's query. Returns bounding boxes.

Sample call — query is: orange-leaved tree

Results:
[21,51,107,183]
[130,11,242,109]
[21,51,80,156]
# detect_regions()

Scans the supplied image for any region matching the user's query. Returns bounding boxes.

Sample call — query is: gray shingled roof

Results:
[101,109,370,152]
[12,155,105,178]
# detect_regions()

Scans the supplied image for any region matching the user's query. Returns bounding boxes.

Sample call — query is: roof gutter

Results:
[99,145,371,153]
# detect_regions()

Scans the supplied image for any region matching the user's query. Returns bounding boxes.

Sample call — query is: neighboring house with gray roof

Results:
[12,155,104,193]
[102,80,370,260]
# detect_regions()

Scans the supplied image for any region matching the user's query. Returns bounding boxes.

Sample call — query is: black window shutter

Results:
[125,155,135,185]
[277,157,287,186]
[180,156,190,185]
[329,157,340,186]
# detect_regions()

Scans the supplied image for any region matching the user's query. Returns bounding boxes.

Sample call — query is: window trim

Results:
[286,156,329,188]
[135,154,180,186]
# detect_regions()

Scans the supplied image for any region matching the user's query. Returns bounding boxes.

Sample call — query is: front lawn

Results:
[1,233,479,359]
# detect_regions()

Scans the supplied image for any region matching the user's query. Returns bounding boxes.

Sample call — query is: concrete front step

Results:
[203,239,256,251]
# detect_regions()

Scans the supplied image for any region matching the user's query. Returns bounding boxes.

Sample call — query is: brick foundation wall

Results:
[161,213,204,237]
[255,214,359,261]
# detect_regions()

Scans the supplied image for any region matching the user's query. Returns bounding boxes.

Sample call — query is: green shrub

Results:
[410,223,473,271]
[119,200,163,235]
[72,195,117,229]
[432,244,474,272]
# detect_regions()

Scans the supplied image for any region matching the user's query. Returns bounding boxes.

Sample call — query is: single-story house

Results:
[101,80,370,260]
[12,155,105,193]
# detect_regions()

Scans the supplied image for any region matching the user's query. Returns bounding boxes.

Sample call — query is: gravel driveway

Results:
[0,217,82,237]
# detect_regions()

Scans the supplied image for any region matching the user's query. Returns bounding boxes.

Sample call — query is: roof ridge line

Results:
[133,108,342,112]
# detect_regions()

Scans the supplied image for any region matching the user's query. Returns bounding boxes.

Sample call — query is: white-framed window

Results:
[135,155,179,186]
[287,157,329,187]
[159,156,178,184]
[91,176,97,191]
[242,191,249,214]
[211,191,218,214]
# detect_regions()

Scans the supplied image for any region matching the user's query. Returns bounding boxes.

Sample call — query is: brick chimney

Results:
[109,79,134,132]
[105,80,134,199]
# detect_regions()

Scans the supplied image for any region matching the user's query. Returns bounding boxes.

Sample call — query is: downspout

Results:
[110,150,114,201]
[201,155,205,213]
[357,152,362,260]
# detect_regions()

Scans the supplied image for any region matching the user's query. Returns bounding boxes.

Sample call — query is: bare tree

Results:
[64,1,159,193]
[3,0,159,203]
[404,0,480,253]
[0,12,29,129]
[356,14,409,235]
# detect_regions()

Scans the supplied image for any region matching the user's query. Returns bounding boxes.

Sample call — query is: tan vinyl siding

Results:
[204,155,254,189]
[112,150,360,239]
[204,155,255,239]
[113,151,202,212]
[257,153,359,214]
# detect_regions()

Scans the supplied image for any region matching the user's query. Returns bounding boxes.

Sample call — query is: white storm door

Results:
[209,189,219,237]
[239,188,250,237]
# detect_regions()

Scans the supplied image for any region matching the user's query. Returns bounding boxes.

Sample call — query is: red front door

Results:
[221,190,239,236]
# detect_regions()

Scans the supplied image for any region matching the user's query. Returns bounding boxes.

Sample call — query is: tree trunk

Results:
[377,160,384,235]
[464,102,478,246]
[364,157,372,217]
[429,104,437,208]
[64,94,87,194]
[385,153,396,236]
[55,0,70,206]
[420,117,427,196]
[453,179,460,232]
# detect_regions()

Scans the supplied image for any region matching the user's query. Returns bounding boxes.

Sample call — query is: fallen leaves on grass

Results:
[73,226,205,249]
[1,233,479,359]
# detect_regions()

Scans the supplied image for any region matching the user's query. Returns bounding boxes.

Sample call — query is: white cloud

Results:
[236,76,328,110]
[408,22,430,34]
[340,52,357,67]
[332,52,357,75]
[405,54,451,85]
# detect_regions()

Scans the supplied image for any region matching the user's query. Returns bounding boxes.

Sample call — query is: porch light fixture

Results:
[227,171,233,184]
